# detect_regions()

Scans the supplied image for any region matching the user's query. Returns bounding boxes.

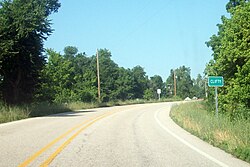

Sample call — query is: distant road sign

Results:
[157,89,161,94]
[208,76,224,87]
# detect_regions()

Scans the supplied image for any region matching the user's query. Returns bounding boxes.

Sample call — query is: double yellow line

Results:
[19,110,117,167]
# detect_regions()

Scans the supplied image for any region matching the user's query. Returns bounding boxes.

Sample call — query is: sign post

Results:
[208,76,224,117]
[215,87,218,118]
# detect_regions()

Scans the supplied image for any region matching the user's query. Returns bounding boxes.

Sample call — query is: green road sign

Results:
[208,76,224,87]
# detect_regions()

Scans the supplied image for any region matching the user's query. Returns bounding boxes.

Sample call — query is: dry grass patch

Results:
[213,130,232,144]
[182,117,201,134]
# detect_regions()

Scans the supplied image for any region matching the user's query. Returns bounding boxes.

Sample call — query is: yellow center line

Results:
[18,112,110,167]
[40,111,117,167]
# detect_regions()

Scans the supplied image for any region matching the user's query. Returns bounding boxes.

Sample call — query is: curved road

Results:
[0,102,249,167]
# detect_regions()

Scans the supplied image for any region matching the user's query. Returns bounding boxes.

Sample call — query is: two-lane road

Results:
[0,102,249,167]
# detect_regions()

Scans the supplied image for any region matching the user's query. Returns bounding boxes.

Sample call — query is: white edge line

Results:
[154,110,229,167]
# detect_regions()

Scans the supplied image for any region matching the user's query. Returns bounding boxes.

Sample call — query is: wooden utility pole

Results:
[96,49,101,102]
[174,71,177,96]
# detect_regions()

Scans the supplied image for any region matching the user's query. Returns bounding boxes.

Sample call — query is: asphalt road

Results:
[0,102,249,167]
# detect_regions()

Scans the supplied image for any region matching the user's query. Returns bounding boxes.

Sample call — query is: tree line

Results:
[37,47,205,104]
[205,0,250,119]
[0,0,205,106]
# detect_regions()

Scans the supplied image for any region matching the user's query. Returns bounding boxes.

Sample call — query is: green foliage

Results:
[171,102,250,163]
[206,1,250,117]
[143,88,154,100]
[64,46,78,59]
[38,48,97,103]
[166,66,204,99]
[226,0,249,12]
[98,49,119,102]
[131,65,149,99]
[114,67,134,100]
[143,75,165,100]
[175,66,193,98]
[191,74,205,98]
[0,0,60,104]
[37,46,173,103]
[73,54,97,102]
[38,48,150,103]
[149,75,165,98]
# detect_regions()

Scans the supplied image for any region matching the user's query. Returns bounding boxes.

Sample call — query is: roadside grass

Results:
[170,101,250,163]
[0,97,182,124]
[0,102,72,124]
[66,97,182,110]
[29,102,72,117]
[0,104,30,123]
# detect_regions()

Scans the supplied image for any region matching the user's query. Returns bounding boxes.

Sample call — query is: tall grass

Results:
[0,102,72,124]
[29,102,72,117]
[170,101,250,163]
[0,104,30,123]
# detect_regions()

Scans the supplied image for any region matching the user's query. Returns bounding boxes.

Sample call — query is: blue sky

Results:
[44,0,229,80]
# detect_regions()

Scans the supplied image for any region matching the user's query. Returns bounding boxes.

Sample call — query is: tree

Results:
[147,75,165,99]
[0,0,60,104]
[98,49,120,102]
[72,53,97,102]
[191,74,205,98]
[114,68,134,100]
[38,47,97,103]
[131,66,149,99]
[166,66,193,99]
[226,0,249,12]
[64,46,78,60]
[143,88,154,100]
[38,49,75,103]
[176,66,193,99]
[206,1,250,118]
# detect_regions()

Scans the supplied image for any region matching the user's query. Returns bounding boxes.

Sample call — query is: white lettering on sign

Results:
[210,80,222,84]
